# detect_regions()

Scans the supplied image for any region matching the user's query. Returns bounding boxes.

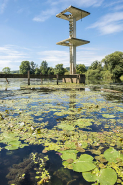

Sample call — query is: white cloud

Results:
[33,7,58,22]
[77,48,105,66]
[37,47,105,67]
[0,45,30,70]
[0,0,8,14]
[88,11,123,34]
[38,50,69,66]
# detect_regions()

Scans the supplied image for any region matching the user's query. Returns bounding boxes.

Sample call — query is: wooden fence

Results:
[0,72,85,85]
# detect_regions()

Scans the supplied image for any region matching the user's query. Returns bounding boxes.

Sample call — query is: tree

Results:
[48,67,54,75]
[19,61,30,74]
[76,64,87,74]
[35,67,41,75]
[86,69,102,79]
[54,64,65,75]
[102,51,123,78]
[2,67,11,74]
[89,60,100,70]
[40,61,48,75]
[30,61,36,74]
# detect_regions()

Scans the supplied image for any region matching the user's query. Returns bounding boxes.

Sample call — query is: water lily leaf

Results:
[83,168,117,185]
[104,147,120,163]
[57,124,74,131]
[82,171,97,182]
[74,119,93,128]
[5,140,21,150]
[102,114,115,118]
[61,150,77,160]
[98,168,117,185]
[64,141,76,149]
[72,154,96,172]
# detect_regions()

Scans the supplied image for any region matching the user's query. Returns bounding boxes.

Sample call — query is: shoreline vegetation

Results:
[0,51,123,83]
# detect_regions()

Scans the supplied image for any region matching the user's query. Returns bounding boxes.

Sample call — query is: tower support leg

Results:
[70,45,76,74]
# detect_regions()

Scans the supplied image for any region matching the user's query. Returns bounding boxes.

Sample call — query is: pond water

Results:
[0,79,123,185]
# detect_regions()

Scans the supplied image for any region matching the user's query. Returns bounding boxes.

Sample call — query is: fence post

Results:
[28,70,30,85]
[56,74,59,85]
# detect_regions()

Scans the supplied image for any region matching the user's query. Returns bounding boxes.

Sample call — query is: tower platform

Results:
[56,38,90,47]
[56,5,90,21]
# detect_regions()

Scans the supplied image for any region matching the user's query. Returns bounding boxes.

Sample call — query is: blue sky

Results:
[0,0,123,71]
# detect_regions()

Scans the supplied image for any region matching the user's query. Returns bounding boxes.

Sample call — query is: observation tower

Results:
[56,6,90,74]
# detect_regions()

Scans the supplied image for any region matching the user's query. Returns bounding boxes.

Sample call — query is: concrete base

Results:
[62,74,85,84]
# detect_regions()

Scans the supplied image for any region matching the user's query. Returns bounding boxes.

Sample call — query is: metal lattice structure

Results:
[56,5,90,74]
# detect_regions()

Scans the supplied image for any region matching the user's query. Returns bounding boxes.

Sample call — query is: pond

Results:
[0,79,123,185]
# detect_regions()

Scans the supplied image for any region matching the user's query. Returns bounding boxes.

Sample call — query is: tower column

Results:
[70,45,76,74]
[69,17,76,74]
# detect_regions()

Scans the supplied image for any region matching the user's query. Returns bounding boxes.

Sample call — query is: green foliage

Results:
[64,71,70,75]
[2,67,11,74]
[54,64,65,75]
[19,61,30,74]
[89,60,102,70]
[76,64,87,74]
[35,67,41,75]
[40,61,48,75]
[86,69,102,79]
[120,75,123,81]
[102,51,123,78]
[30,61,37,74]
[48,67,54,75]
[101,70,113,80]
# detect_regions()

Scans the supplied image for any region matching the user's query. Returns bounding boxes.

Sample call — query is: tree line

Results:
[87,51,123,80]
[1,51,123,80]
[1,61,87,75]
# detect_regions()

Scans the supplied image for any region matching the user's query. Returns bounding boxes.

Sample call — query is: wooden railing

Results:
[0,72,85,85]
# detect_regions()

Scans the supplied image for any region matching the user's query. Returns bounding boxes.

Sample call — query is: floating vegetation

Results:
[0,84,123,184]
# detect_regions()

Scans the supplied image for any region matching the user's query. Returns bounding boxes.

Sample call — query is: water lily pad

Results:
[104,147,120,163]
[72,154,96,172]
[83,168,117,185]
[61,150,78,160]
[57,124,74,131]
[74,119,93,128]
[82,171,97,182]
[102,114,115,118]
[98,168,117,185]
